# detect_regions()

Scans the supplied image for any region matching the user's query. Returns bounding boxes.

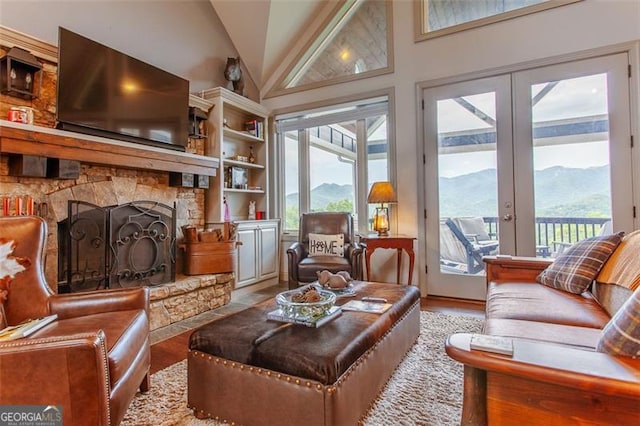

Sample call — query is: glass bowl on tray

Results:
[275,286,336,319]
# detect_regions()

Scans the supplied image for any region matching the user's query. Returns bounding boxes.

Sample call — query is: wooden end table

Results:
[359,234,416,284]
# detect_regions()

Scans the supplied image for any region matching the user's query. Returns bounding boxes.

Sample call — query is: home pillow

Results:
[308,233,344,257]
[597,285,640,358]
[537,232,624,294]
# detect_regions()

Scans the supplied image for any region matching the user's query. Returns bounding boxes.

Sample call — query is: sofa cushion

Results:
[596,230,640,291]
[486,281,610,328]
[307,233,344,257]
[484,318,602,349]
[597,286,640,358]
[537,232,623,294]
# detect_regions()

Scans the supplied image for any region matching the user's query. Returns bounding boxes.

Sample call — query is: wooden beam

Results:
[0,122,219,176]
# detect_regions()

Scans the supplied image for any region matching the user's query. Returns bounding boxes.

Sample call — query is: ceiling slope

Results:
[210,0,327,90]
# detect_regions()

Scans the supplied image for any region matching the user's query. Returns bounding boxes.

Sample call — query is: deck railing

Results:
[483,216,611,250]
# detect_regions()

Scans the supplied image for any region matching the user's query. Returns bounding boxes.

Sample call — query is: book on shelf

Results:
[244,119,263,139]
[0,314,58,342]
[469,334,514,356]
[267,306,342,328]
[340,300,392,314]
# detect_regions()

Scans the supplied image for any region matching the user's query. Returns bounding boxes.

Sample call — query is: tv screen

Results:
[56,27,189,151]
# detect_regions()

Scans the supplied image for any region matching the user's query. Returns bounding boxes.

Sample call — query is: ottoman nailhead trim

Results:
[240,365,244,370]
[295,379,300,385]
[316,384,322,390]
[286,376,291,382]
[277,373,282,379]
[223,360,228,365]
[327,386,336,394]
[231,362,236,368]
[306,382,311,387]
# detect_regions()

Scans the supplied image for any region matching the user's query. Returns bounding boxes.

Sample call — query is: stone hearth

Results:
[149,273,232,331]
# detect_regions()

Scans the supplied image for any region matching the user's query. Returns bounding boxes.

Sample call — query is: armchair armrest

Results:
[0,331,110,425]
[446,333,640,425]
[484,255,553,284]
[49,287,149,320]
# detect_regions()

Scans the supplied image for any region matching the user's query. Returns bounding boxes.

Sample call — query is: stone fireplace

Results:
[0,166,233,331]
[0,38,231,331]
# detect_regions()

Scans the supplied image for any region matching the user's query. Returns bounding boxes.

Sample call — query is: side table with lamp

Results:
[362,182,416,285]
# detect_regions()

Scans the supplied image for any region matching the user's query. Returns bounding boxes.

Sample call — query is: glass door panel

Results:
[437,92,499,274]
[424,75,514,300]
[532,74,612,256]
[513,53,633,256]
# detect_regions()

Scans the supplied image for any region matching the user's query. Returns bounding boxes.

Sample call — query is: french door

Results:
[423,53,633,300]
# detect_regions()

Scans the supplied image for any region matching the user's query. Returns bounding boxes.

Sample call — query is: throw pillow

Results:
[537,232,624,294]
[596,230,640,291]
[308,233,344,257]
[597,286,640,358]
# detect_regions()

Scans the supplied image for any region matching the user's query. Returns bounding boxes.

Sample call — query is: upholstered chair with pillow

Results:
[287,212,363,289]
[0,216,150,425]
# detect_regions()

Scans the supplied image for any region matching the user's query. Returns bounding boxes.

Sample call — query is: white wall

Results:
[0,0,257,97]
[262,0,640,293]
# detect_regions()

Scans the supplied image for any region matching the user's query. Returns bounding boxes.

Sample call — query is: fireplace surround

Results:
[58,200,177,293]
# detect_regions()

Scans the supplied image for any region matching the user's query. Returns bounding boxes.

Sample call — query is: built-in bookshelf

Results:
[199,87,270,222]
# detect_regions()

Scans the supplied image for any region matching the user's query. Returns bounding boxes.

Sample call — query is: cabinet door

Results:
[236,227,258,287]
[258,224,278,279]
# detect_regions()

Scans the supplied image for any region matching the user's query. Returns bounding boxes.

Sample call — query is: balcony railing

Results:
[483,216,611,252]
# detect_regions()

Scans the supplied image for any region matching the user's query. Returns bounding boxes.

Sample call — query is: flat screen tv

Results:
[56,27,189,151]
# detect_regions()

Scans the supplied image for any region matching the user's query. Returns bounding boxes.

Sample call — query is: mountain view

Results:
[439,165,611,218]
[286,165,611,222]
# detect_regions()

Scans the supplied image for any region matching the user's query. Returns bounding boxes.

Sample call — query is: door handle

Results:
[502,214,513,222]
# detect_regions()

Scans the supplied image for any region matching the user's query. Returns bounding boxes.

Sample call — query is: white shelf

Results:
[223,159,265,169]
[224,188,265,194]
[223,127,265,143]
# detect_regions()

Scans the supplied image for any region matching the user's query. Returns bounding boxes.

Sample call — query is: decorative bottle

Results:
[248,146,255,163]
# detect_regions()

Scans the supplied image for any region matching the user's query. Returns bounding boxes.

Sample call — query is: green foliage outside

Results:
[285,199,354,230]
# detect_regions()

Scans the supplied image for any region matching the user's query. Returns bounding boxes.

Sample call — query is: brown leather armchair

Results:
[0,216,150,425]
[286,212,363,289]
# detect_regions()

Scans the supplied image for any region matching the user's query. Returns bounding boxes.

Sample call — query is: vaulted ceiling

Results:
[210,0,328,89]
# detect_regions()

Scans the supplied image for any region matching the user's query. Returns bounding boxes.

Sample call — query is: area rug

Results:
[122,311,482,425]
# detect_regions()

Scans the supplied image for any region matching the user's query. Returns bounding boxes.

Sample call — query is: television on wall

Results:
[56,27,189,151]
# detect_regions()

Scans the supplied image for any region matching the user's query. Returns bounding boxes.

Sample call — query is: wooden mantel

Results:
[0,120,219,176]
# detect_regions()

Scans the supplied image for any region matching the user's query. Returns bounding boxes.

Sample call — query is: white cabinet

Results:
[235,220,279,288]
[200,87,270,222]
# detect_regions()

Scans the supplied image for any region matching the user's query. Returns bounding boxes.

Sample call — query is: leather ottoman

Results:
[187,281,420,425]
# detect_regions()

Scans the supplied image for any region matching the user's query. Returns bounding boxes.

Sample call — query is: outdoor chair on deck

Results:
[440,217,499,274]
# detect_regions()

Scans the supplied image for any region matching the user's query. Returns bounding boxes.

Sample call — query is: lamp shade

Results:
[367,181,397,204]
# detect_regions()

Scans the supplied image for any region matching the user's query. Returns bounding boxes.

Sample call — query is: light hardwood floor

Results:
[149,282,485,374]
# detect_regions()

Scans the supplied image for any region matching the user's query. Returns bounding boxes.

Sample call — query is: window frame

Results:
[274,89,396,234]
[413,0,583,42]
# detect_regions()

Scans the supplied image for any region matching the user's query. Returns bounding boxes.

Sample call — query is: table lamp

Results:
[367,181,397,236]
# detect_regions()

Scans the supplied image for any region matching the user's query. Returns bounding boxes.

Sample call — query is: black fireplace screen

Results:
[58,200,176,292]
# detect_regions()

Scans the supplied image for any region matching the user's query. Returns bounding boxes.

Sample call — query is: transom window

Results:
[415,0,582,41]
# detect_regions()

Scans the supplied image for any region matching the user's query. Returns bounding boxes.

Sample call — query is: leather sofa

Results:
[0,216,150,425]
[287,212,363,289]
[446,251,640,425]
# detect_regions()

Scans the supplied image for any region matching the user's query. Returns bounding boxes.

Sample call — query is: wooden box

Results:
[182,241,237,275]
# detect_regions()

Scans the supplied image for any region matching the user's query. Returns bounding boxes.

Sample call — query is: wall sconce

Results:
[367,181,397,236]
[0,47,43,99]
